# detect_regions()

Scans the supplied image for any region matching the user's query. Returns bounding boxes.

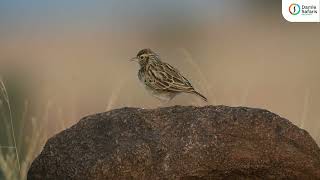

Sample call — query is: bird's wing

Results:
[145,61,195,93]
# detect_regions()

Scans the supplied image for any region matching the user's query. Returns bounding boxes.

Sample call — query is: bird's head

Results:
[130,48,157,67]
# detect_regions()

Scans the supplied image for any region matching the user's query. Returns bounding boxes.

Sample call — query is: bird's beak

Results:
[129,57,138,62]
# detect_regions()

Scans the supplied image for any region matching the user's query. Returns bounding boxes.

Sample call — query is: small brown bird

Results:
[130,49,207,102]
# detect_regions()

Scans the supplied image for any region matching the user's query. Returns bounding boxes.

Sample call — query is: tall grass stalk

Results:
[106,80,126,111]
[17,100,29,150]
[300,88,310,129]
[0,77,21,172]
[0,148,19,180]
[0,103,13,146]
[179,48,217,104]
[0,78,54,179]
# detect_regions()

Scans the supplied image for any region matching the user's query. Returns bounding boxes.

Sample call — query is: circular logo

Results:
[289,4,301,15]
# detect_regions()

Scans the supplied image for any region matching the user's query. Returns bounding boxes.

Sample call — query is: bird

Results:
[130,48,207,102]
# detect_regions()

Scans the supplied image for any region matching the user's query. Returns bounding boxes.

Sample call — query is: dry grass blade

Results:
[300,88,310,129]
[0,76,68,179]
[178,48,216,104]
[0,146,16,149]
[106,80,126,111]
[0,77,21,172]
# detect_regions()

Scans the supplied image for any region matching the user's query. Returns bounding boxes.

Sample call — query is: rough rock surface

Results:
[28,106,320,179]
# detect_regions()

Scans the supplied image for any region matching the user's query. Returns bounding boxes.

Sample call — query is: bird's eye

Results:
[139,56,145,60]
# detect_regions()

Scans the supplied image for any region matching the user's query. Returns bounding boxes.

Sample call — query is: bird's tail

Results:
[189,91,208,102]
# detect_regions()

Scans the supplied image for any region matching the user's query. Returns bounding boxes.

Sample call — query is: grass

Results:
[179,48,216,105]
[106,79,126,111]
[0,77,20,179]
[0,77,21,171]
[300,88,310,129]
[0,77,61,180]
[0,76,125,180]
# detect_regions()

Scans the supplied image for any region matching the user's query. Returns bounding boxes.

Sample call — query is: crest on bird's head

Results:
[137,48,155,57]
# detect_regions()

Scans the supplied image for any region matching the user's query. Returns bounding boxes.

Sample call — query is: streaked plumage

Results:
[131,48,207,102]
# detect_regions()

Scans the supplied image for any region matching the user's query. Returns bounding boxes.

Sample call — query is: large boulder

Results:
[28,106,320,179]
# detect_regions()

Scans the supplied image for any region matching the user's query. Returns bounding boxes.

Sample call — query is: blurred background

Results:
[0,0,319,179]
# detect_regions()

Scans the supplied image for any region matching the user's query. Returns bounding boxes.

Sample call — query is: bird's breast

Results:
[138,69,145,83]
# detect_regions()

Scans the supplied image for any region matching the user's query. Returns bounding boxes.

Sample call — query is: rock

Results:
[28,106,320,179]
